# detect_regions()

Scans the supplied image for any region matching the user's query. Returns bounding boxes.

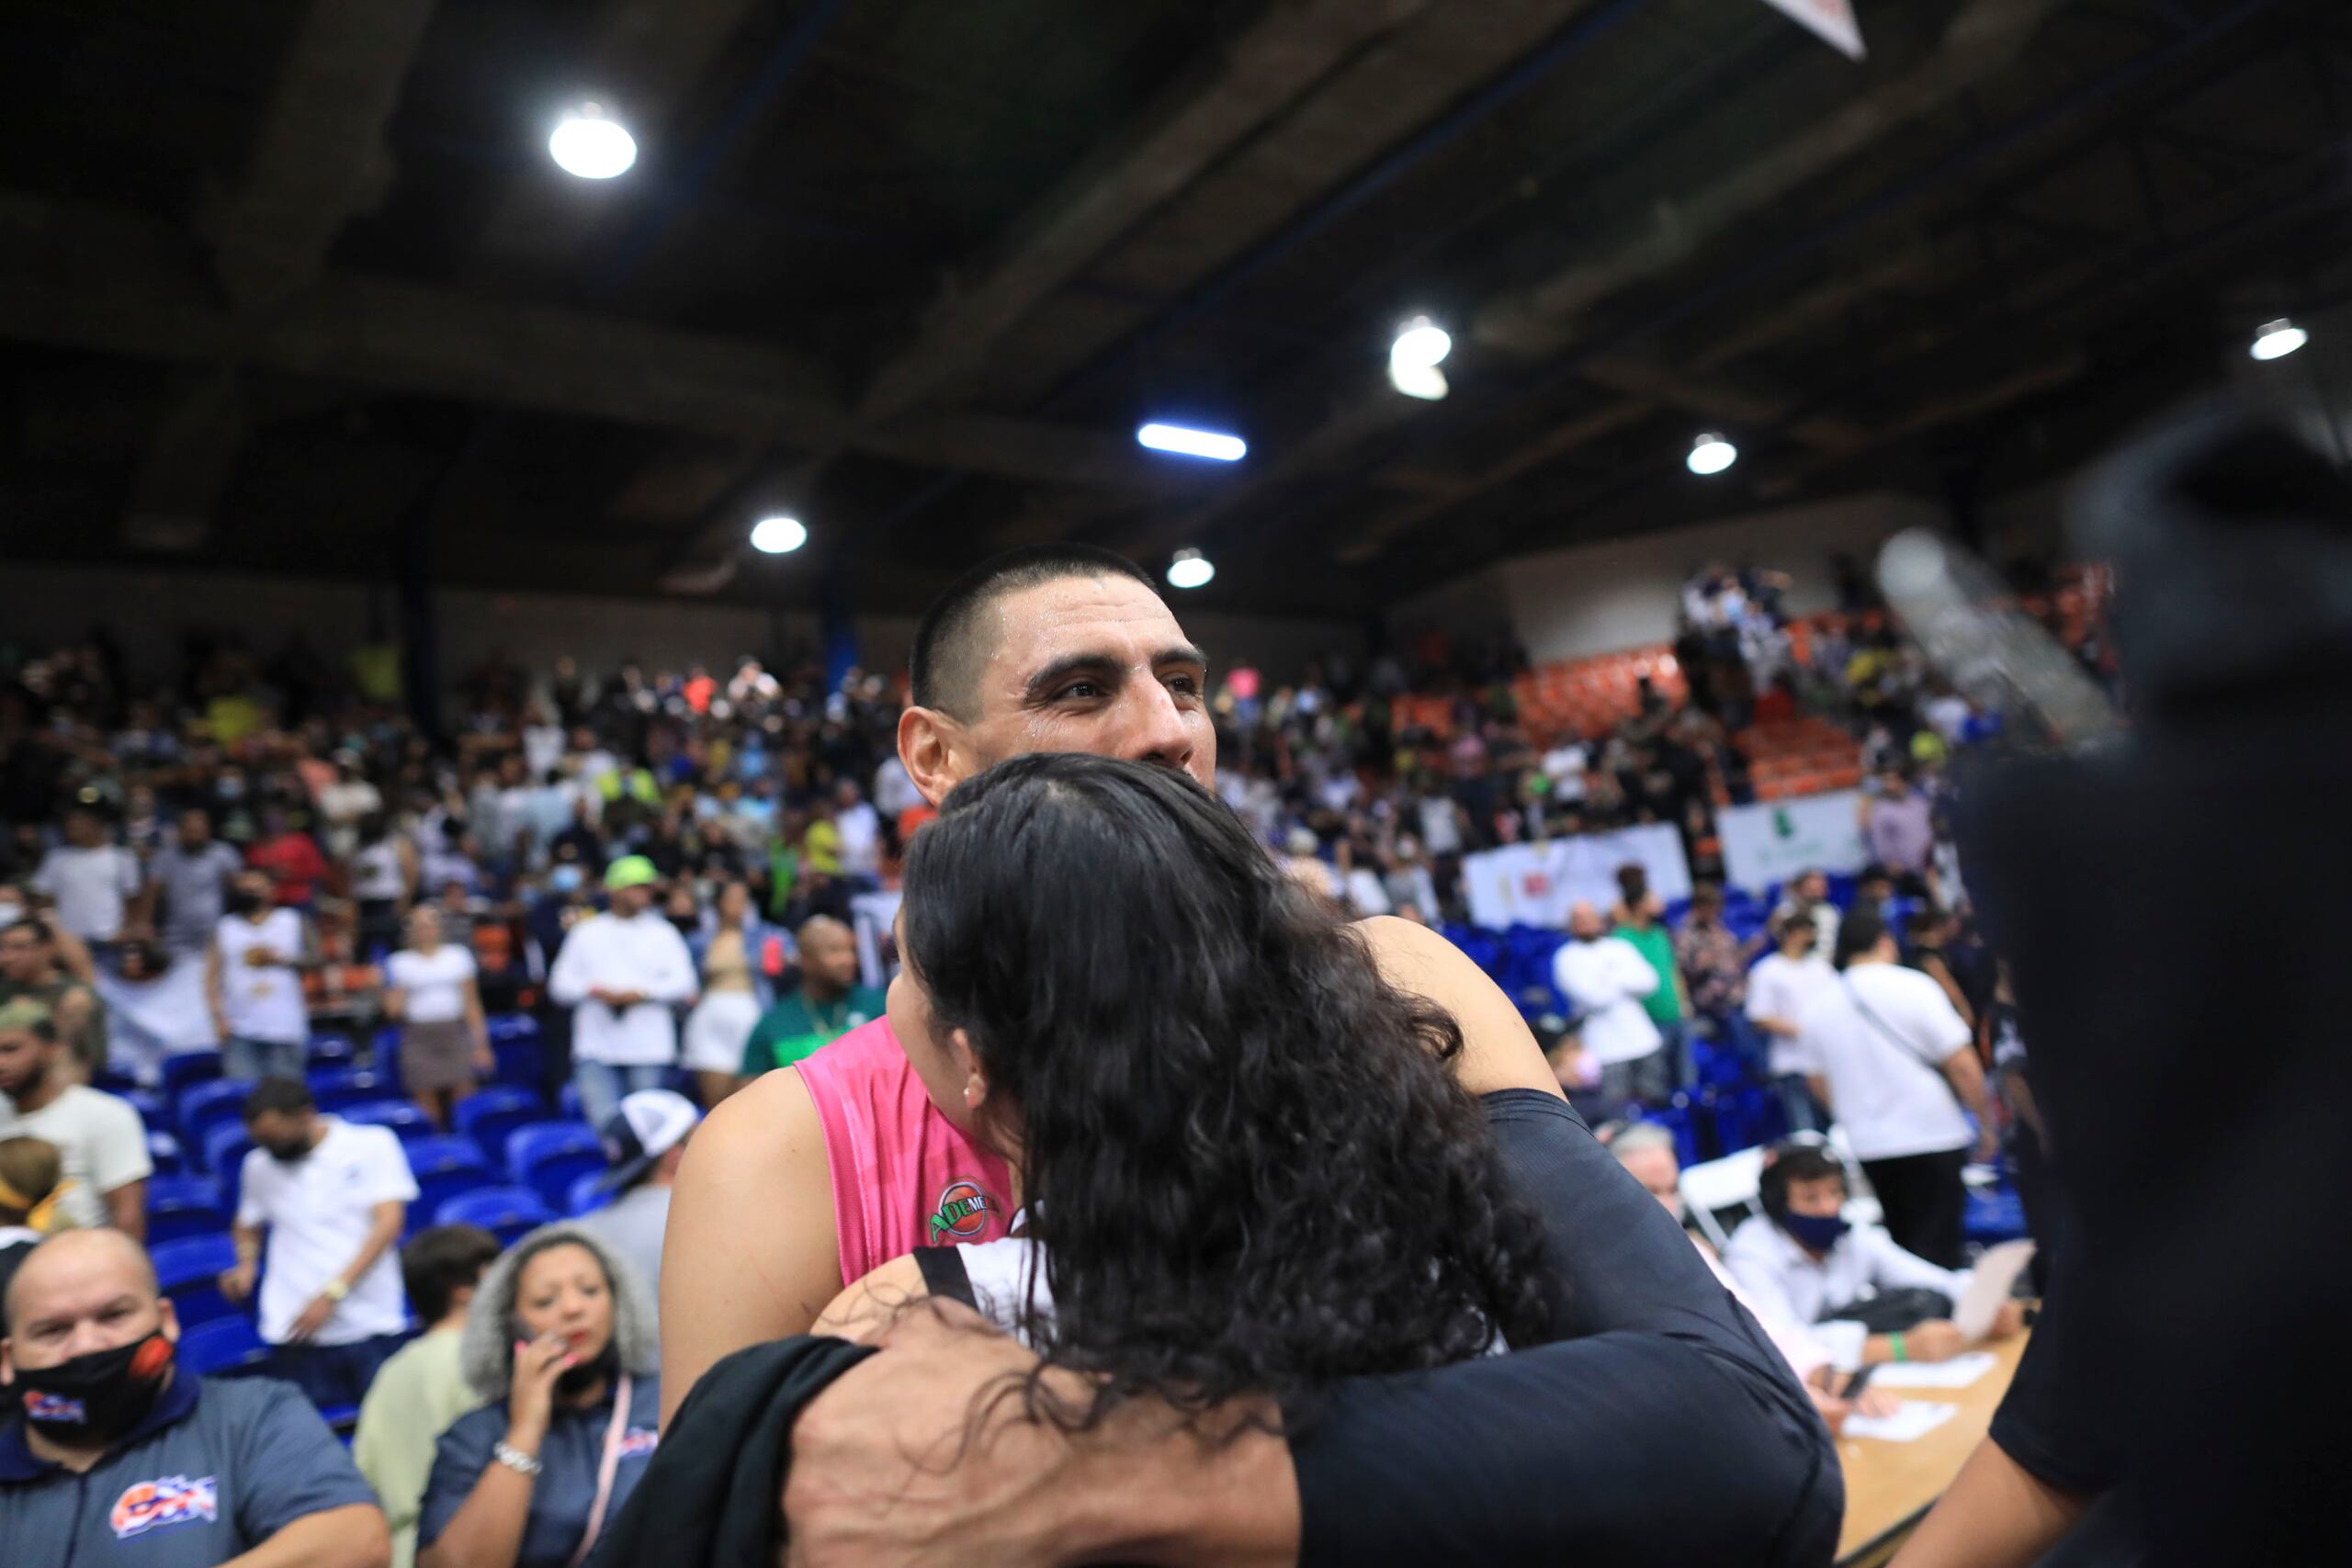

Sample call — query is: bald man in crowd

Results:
[737,917,886,1078]
[0,1229,389,1566]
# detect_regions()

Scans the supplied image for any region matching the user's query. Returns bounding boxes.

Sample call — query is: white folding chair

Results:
[1823,1123,1884,1227]
[1678,1145,1769,1252]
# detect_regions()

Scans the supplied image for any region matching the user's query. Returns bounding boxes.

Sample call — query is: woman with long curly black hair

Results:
[818,752,1563,1430]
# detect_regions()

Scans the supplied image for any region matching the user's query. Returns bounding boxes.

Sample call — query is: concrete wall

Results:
[0,564,1358,695]
[1390,492,1954,664]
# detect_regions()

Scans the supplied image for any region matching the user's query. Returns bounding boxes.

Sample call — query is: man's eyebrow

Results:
[1023,653,1124,702]
[1153,644,1210,671]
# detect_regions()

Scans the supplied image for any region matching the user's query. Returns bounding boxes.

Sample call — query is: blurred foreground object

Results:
[1949,399,2352,1564]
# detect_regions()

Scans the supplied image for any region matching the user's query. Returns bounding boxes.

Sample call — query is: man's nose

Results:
[1119,681,1196,772]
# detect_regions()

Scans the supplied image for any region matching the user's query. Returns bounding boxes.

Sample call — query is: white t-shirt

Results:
[835,802,883,878]
[1417,796,1463,858]
[1746,952,1840,1077]
[385,945,476,1024]
[32,845,142,942]
[546,911,696,1065]
[0,1085,153,1229]
[236,1118,417,1346]
[1551,936,1664,1066]
[214,910,310,1045]
[872,759,923,819]
[1795,964,1974,1161]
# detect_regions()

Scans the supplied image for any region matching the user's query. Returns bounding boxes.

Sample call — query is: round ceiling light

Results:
[1688,433,1739,476]
[749,514,808,554]
[549,103,638,180]
[1166,547,1216,590]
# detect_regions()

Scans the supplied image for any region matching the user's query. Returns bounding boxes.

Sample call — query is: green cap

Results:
[0,996,54,1035]
[604,855,661,892]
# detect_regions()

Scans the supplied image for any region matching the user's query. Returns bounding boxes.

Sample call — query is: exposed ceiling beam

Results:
[121,376,248,555]
[1473,0,2069,355]
[202,0,441,308]
[857,0,1435,425]
[0,192,1196,492]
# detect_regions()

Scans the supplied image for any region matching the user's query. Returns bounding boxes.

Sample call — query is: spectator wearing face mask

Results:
[1723,1143,2020,1375]
[1746,913,1839,1134]
[0,1229,390,1568]
[546,859,696,1129]
[220,1078,415,1412]
[206,870,316,1082]
[1608,1124,1900,1437]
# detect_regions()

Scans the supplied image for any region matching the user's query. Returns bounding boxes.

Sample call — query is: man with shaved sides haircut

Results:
[662,546,1838,1566]
[1,1229,389,1566]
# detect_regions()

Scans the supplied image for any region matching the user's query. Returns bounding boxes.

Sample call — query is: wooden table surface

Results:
[1835,1332,2030,1566]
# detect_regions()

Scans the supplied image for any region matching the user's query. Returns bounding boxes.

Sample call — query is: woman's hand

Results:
[506,1332,575,1448]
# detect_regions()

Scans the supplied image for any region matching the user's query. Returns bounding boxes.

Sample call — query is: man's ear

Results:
[158,1298,180,1345]
[898,707,965,807]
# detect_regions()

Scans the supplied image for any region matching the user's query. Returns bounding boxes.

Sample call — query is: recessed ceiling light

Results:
[750,514,807,554]
[549,103,638,180]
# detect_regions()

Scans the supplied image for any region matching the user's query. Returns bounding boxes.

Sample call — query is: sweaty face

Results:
[950,576,1216,794]
[514,1243,614,1363]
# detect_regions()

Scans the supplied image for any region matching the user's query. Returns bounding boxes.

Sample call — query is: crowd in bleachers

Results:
[0,544,2100,1562]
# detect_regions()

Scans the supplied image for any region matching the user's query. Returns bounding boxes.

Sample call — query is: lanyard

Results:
[565,1372,633,1568]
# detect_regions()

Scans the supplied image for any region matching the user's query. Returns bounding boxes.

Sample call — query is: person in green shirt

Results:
[1610,863,1690,1086]
[802,797,843,877]
[352,1224,502,1568]
[739,916,885,1075]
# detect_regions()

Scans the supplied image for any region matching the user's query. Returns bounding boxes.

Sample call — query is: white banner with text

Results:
[1717,790,1870,894]
[1460,826,1692,931]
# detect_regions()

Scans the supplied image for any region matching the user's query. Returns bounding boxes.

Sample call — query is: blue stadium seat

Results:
[1708,1083,1791,1156]
[309,1067,394,1112]
[559,1083,582,1122]
[176,1078,251,1150]
[505,1122,605,1212]
[202,1123,254,1206]
[1640,1098,1705,1170]
[1964,1187,2030,1247]
[403,1136,493,1232]
[177,1314,271,1378]
[486,1014,541,1046]
[435,1186,556,1247]
[153,1235,242,1328]
[146,1176,226,1244]
[146,1131,184,1179]
[567,1169,614,1217]
[370,1026,401,1085]
[306,1033,356,1068]
[160,1049,223,1108]
[453,1086,545,1170]
[93,1066,140,1096]
[124,1088,169,1133]
[343,1100,434,1143]
[493,1038,544,1089]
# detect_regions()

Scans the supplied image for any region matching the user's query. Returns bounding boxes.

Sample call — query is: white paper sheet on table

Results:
[1842,1401,1961,1442]
[1953,1239,2037,1340]
[1868,1351,1996,1389]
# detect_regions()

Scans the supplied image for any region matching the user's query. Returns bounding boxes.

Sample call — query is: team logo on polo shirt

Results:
[618,1427,660,1460]
[110,1474,219,1539]
[26,1391,86,1422]
[928,1179,997,1242]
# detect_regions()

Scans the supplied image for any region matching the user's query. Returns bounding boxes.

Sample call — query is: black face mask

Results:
[261,1136,312,1165]
[16,1330,176,1444]
[225,890,266,918]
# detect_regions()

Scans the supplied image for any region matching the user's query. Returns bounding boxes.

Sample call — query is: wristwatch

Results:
[321,1279,350,1303]
[492,1440,544,1477]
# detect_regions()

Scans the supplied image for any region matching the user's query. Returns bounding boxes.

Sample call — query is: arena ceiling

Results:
[2,0,2348,617]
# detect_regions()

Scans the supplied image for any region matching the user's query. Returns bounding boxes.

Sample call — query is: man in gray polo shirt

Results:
[0,1229,389,1566]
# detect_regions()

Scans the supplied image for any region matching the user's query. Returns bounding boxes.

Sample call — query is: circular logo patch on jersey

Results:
[929,1179,996,1242]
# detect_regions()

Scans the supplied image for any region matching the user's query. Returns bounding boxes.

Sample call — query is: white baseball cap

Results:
[596,1089,701,1191]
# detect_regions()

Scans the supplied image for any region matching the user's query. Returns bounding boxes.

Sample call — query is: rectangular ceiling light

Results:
[1136,423,1247,462]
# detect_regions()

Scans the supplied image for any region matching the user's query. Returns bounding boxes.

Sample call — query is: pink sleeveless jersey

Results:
[794,1015,1013,1284]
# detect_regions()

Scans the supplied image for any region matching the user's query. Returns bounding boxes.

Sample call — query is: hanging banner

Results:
[1717,789,1871,894]
[1759,0,1866,61]
[1461,825,1692,931]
